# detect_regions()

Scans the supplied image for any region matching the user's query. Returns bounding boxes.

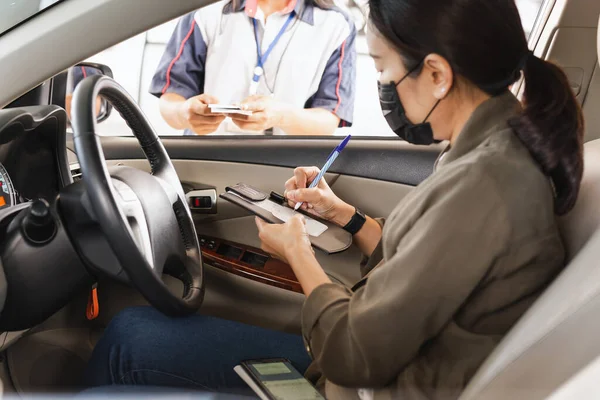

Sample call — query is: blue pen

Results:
[294,134,352,211]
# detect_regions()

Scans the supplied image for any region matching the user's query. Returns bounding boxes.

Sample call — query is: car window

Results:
[0,0,62,37]
[80,0,549,138]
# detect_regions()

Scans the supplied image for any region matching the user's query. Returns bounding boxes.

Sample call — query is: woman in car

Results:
[151,0,356,135]
[85,0,584,398]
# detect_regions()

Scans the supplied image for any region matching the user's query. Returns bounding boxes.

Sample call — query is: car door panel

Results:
[102,159,375,286]
[98,137,443,186]
[71,138,439,332]
[331,174,415,218]
[105,159,341,222]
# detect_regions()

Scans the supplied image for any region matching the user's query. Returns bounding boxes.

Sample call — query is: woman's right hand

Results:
[285,167,356,227]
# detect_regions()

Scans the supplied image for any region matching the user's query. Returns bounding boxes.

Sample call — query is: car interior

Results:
[0,0,598,398]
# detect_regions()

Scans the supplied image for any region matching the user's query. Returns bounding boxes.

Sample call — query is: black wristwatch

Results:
[343,207,367,235]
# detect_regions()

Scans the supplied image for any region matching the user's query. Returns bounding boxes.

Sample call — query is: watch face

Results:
[344,207,367,235]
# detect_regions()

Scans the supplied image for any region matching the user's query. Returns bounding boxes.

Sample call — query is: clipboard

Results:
[219,183,352,254]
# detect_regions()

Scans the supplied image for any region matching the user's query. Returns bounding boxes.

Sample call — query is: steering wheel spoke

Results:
[68,75,204,316]
[111,179,157,273]
[154,175,180,206]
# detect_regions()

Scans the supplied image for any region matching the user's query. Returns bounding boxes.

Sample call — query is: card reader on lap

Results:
[235,359,325,400]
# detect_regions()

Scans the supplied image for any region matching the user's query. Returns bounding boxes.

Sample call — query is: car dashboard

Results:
[0,106,72,210]
[0,105,90,335]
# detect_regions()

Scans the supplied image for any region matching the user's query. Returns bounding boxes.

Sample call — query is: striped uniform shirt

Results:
[150,0,357,135]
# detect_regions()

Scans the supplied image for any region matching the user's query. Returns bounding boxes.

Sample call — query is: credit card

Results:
[211,109,253,116]
[209,104,240,109]
[209,104,253,115]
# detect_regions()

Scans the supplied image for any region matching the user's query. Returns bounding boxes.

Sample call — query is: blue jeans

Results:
[84,306,312,394]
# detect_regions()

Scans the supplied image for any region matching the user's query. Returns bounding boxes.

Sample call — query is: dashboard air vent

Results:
[70,163,82,182]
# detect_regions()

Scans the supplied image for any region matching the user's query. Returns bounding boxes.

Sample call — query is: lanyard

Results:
[250,11,295,95]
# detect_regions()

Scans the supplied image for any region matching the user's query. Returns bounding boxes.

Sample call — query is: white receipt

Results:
[228,192,328,237]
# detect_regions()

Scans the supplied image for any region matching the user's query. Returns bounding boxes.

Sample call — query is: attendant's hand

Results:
[284,167,356,227]
[178,94,226,135]
[230,95,290,132]
[255,216,313,264]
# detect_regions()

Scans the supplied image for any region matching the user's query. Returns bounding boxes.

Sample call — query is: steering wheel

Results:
[68,75,204,316]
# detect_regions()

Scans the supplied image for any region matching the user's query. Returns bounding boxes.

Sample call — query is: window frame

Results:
[79,0,556,139]
[512,0,558,97]
[0,0,65,39]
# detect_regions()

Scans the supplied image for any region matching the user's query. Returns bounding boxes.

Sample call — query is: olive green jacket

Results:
[302,92,566,400]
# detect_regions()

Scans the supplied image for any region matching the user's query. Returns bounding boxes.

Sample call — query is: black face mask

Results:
[378,65,442,145]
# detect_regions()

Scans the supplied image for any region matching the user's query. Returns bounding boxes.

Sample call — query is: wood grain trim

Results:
[199,235,302,293]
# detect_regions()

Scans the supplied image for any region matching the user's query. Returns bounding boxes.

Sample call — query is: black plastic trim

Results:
[0,106,72,190]
[0,201,92,331]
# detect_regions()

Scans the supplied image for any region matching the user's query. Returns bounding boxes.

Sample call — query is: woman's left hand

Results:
[255,215,312,264]
[230,95,290,132]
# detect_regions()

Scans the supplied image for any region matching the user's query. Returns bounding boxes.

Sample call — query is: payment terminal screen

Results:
[248,361,324,400]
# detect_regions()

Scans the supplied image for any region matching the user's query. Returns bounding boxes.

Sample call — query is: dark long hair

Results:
[369,0,584,215]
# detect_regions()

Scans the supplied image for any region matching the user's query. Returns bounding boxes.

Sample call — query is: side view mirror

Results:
[65,62,113,123]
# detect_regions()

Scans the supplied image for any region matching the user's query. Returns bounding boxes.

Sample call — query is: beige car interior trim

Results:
[546,353,600,400]
[547,27,598,102]
[460,13,600,395]
[583,63,600,141]
[0,0,216,108]
[516,0,600,141]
